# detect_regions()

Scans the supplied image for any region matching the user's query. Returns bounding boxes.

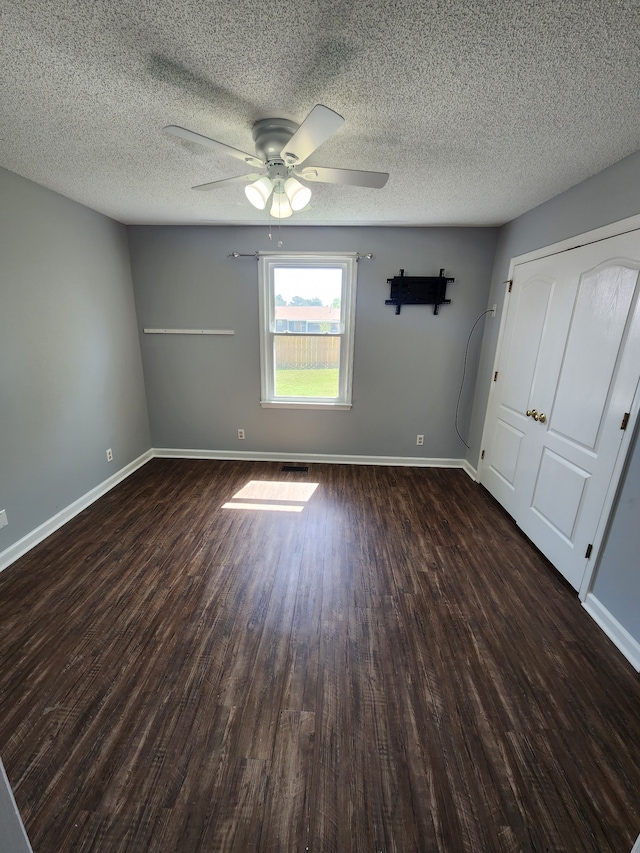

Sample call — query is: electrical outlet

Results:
[491,304,497,317]
[416,434,424,446]
[237,429,245,440]
[106,448,113,462]
[0,510,7,529]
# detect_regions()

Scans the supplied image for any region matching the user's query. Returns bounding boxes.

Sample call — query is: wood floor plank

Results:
[0,459,639,852]
[259,709,315,851]
[227,549,300,761]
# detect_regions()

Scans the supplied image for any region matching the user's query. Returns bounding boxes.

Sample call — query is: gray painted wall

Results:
[0,167,151,554]
[128,225,497,460]
[0,758,32,853]
[468,149,640,650]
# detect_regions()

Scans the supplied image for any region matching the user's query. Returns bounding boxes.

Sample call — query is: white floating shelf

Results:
[143,328,234,335]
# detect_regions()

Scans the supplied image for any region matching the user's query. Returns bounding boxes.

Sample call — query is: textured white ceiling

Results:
[1,0,639,226]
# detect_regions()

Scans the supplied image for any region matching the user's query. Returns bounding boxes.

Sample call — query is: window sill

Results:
[260,400,352,410]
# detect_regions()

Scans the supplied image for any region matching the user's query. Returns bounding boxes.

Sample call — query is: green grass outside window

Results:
[275,368,339,398]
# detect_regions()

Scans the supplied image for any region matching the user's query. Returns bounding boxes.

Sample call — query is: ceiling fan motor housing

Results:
[252,118,298,163]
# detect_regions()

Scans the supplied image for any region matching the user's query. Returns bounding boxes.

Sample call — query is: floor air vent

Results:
[281,465,309,473]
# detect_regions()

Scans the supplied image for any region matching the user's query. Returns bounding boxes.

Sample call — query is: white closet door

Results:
[481,252,575,517]
[481,230,640,591]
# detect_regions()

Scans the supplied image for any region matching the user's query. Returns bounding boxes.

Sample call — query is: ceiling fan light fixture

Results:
[270,191,293,219]
[245,176,273,210]
[284,177,312,211]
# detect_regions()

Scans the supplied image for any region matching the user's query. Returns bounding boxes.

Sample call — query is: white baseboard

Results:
[0,450,153,574]
[153,447,476,473]
[583,593,640,672]
[461,459,478,480]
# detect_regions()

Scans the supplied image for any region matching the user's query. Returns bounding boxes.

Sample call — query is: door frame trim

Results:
[503,213,640,270]
[479,213,640,602]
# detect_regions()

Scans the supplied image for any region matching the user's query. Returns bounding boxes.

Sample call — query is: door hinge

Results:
[585,543,593,559]
[481,450,485,460]
[493,371,498,382]
[621,412,630,430]
[507,280,513,292]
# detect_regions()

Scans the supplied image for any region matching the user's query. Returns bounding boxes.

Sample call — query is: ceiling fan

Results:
[165,104,389,218]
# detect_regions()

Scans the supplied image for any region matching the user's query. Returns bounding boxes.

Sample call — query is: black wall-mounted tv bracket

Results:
[385,268,454,315]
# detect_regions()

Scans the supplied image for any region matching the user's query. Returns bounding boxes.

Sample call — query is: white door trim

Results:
[578,356,640,600]
[503,213,640,271]
[479,214,640,602]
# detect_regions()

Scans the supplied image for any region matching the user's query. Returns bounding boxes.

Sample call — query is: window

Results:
[258,253,358,409]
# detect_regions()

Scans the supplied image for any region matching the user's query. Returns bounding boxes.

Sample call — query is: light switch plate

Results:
[0,510,7,529]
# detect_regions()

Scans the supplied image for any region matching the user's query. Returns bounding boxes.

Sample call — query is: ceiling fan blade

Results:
[192,173,263,191]
[296,165,389,189]
[281,105,345,166]
[165,125,263,169]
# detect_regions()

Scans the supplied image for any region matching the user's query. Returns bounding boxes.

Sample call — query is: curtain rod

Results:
[228,252,374,261]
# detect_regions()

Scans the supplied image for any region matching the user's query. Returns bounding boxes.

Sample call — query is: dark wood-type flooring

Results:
[0,459,639,852]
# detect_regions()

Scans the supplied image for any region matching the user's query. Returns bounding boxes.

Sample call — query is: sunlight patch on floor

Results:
[222,480,319,512]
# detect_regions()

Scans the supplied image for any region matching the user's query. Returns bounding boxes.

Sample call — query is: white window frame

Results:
[258,252,358,409]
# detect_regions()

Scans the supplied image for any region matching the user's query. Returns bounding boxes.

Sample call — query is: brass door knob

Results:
[526,409,537,418]
[538,413,547,424]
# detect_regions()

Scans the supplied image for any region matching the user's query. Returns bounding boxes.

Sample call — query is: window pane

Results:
[274,335,340,398]
[273,267,343,333]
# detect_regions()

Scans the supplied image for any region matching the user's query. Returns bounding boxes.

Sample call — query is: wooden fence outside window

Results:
[275,335,340,369]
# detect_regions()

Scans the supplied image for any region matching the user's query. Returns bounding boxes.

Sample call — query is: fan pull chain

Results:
[267,213,284,247]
